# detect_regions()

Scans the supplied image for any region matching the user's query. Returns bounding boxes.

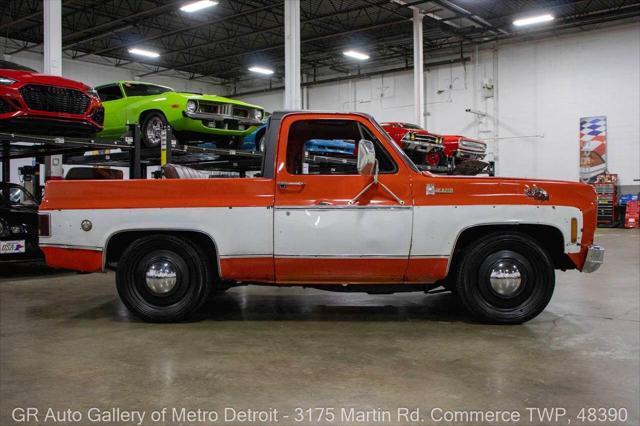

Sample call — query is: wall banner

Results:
[580,116,607,183]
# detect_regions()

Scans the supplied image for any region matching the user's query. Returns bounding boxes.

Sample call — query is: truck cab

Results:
[38,111,604,324]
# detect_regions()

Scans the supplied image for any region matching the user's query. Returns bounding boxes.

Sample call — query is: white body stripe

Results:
[42,204,582,264]
[412,205,583,255]
[42,207,273,257]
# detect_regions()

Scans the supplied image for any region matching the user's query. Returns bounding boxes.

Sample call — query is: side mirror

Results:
[357,139,377,176]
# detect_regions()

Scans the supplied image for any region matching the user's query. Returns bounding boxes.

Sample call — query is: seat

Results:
[163,163,211,179]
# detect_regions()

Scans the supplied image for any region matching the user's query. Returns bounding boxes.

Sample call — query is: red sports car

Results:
[380,122,449,172]
[0,60,103,137]
[381,122,490,175]
[441,134,489,175]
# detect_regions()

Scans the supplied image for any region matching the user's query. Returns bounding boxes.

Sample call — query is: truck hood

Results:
[419,173,597,210]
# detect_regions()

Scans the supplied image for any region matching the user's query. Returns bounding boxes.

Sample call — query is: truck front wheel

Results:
[456,232,555,324]
[116,235,211,322]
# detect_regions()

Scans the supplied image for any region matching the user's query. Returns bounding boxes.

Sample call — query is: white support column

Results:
[44,0,62,76]
[44,0,64,180]
[413,8,425,128]
[284,0,301,110]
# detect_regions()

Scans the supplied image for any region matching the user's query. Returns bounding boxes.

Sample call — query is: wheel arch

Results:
[104,229,220,277]
[449,223,575,273]
[138,108,167,125]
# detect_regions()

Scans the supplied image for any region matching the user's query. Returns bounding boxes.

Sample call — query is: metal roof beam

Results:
[74,2,282,59]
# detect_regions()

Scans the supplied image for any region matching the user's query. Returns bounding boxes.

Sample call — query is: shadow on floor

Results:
[66,289,479,324]
[0,261,72,280]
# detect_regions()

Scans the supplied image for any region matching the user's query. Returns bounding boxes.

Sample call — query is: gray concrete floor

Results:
[0,229,638,426]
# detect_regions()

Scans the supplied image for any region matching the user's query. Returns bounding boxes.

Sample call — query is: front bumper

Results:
[183,110,262,126]
[582,245,605,273]
[404,140,442,153]
[457,149,486,159]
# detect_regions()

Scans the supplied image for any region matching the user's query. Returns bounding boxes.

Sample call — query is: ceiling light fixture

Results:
[343,50,370,60]
[513,14,554,27]
[249,66,274,75]
[128,48,160,58]
[180,0,218,13]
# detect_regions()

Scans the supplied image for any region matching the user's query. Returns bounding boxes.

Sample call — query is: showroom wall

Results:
[235,22,640,187]
[2,23,638,186]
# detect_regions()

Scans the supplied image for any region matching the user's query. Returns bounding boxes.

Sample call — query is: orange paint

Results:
[40,178,275,210]
[405,257,450,283]
[220,257,274,282]
[41,247,102,272]
[274,258,409,284]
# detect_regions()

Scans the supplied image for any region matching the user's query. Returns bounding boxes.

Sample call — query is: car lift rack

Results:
[0,125,266,196]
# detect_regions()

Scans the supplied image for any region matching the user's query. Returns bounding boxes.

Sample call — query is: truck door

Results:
[273,115,413,284]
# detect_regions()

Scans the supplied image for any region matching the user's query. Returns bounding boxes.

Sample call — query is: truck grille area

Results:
[402,132,440,145]
[19,84,90,114]
[459,139,486,153]
[197,102,253,120]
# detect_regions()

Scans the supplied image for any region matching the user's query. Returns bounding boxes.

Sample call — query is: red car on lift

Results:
[381,122,490,175]
[0,60,104,137]
[441,134,490,175]
[380,122,450,173]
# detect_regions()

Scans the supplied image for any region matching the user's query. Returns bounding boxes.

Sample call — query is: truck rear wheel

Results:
[116,235,211,322]
[456,232,555,324]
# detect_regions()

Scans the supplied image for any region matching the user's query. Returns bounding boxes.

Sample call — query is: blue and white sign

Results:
[0,240,26,254]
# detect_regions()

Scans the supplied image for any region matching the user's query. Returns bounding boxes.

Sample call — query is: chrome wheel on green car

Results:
[141,112,167,148]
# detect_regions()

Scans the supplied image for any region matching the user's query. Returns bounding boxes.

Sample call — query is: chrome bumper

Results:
[182,111,262,126]
[583,245,605,273]
[457,148,486,158]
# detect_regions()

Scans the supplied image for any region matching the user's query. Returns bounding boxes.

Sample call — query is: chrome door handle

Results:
[277,181,305,189]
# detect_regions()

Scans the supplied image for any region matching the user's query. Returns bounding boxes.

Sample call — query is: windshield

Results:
[122,82,173,97]
[4,186,37,206]
[0,60,37,72]
[371,121,420,173]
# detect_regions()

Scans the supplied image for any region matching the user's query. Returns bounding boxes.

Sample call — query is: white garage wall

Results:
[233,22,640,187]
[2,23,638,187]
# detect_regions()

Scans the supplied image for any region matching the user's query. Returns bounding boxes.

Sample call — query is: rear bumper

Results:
[582,245,605,273]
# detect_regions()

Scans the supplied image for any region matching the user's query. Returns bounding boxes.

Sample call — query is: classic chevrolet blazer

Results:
[38,111,604,323]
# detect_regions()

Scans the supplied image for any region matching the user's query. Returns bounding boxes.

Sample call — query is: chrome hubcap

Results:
[146,117,164,145]
[145,261,177,294]
[489,261,522,296]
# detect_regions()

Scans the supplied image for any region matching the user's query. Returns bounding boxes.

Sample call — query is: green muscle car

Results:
[95,81,264,147]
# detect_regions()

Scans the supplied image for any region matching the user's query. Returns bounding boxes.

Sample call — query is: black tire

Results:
[141,112,167,148]
[456,232,555,324]
[116,235,211,322]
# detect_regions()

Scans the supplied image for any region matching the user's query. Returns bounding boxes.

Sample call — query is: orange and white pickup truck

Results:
[38,111,604,324]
